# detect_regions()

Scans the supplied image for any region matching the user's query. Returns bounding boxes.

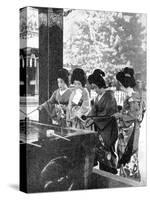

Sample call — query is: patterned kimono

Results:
[90,90,118,174]
[117,91,144,180]
[67,87,91,129]
[41,88,72,127]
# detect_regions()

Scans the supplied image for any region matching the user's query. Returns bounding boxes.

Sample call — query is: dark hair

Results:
[57,68,69,86]
[116,67,136,88]
[93,69,105,77]
[88,69,106,89]
[71,68,87,87]
[88,74,94,84]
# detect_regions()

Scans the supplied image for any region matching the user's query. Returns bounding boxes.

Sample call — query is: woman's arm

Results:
[38,90,57,113]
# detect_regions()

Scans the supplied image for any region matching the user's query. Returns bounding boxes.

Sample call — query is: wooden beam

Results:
[92,168,143,187]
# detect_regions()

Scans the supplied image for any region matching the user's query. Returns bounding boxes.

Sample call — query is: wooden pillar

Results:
[48,8,63,94]
[39,8,63,124]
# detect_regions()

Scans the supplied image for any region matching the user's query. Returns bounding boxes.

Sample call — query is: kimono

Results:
[89,90,118,174]
[117,91,145,180]
[67,87,91,129]
[41,88,72,127]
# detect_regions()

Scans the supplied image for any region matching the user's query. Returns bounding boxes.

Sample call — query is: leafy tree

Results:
[102,13,146,77]
[64,10,146,84]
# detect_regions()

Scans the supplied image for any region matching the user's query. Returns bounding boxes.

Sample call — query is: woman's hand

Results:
[75,110,82,118]
[85,118,94,128]
[37,104,43,111]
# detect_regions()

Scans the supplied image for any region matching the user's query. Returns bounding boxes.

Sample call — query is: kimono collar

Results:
[126,88,134,97]
[97,91,105,102]
[59,88,68,96]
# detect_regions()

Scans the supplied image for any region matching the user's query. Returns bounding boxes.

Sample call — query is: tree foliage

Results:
[64,10,146,85]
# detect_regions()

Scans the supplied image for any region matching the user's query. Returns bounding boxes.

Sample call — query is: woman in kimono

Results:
[38,68,72,127]
[67,68,91,129]
[86,69,118,174]
[114,67,144,180]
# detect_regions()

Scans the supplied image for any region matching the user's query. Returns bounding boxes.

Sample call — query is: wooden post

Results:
[39,7,49,124]
[39,8,63,124]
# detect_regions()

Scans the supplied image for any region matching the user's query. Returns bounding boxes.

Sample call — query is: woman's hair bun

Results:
[123,67,134,77]
[58,68,69,86]
[93,69,105,77]
[71,67,87,87]
[116,71,124,82]
[116,67,136,88]
[89,69,106,89]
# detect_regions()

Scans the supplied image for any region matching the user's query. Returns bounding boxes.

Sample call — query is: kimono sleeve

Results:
[41,90,57,115]
[122,98,140,123]
[76,89,91,117]
[88,103,97,117]
[105,91,118,115]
